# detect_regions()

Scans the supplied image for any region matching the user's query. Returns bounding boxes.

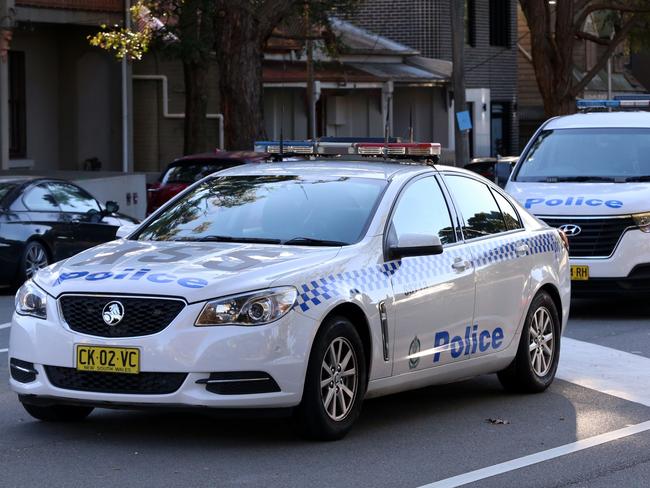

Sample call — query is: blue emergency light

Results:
[577,96,650,110]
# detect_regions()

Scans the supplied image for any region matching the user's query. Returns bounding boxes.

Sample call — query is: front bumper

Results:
[569,228,650,294]
[9,298,315,409]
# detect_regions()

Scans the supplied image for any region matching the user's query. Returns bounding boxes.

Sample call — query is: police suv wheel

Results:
[21,402,94,422]
[295,316,367,441]
[497,291,561,393]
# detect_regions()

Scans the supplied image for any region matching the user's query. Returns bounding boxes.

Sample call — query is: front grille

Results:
[45,366,187,395]
[540,216,635,257]
[59,295,185,337]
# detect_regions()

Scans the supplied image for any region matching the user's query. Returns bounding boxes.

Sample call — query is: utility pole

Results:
[450,0,469,167]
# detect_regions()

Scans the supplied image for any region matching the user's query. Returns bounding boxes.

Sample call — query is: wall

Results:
[263,88,308,140]
[132,52,221,172]
[10,25,122,171]
[351,0,519,154]
[393,86,449,146]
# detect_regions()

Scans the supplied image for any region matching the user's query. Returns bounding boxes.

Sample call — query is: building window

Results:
[491,102,511,156]
[8,51,27,159]
[489,0,510,47]
[465,0,476,47]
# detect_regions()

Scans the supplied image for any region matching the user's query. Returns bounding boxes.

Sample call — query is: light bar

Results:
[354,143,441,157]
[577,98,650,110]
[254,141,315,154]
[253,139,441,159]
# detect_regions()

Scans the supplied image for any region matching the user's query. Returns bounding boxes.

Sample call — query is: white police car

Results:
[10,147,570,440]
[507,99,650,296]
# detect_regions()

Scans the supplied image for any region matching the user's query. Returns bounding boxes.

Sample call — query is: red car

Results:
[146,151,269,214]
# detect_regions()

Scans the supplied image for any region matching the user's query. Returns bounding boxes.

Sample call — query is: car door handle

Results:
[451,257,471,272]
[515,244,529,257]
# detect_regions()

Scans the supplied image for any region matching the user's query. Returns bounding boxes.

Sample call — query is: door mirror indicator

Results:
[388,234,443,260]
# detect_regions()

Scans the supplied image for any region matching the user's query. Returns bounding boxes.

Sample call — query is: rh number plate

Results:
[570,265,589,281]
[76,345,140,374]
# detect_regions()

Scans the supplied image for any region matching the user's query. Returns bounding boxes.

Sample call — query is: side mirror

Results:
[116,223,138,239]
[388,234,443,260]
[495,161,515,187]
[105,200,119,214]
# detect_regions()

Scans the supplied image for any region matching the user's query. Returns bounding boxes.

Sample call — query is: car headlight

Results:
[633,212,650,233]
[195,287,297,326]
[15,280,47,319]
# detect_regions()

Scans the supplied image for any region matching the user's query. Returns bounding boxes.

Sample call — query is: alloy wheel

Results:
[528,306,554,377]
[320,337,358,421]
[25,244,48,279]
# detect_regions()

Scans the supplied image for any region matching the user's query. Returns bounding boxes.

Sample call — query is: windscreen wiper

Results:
[547,176,621,183]
[623,175,650,182]
[283,237,349,246]
[197,235,282,244]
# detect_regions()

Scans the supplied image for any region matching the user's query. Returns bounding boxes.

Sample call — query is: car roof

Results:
[544,111,650,130]
[214,160,482,181]
[172,151,268,165]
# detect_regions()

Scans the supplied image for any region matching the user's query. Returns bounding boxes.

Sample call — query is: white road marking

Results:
[419,421,650,488]
[557,337,650,407]
[0,322,10,331]
[418,337,650,488]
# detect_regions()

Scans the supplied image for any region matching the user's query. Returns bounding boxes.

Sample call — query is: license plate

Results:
[76,345,140,374]
[570,265,589,281]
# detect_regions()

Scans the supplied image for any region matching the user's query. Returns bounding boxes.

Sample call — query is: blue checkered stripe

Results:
[295,231,560,312]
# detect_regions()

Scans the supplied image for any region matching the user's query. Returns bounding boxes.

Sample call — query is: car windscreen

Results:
[134,175,387,245]
[162,161,241,184]
[514,128,650,182]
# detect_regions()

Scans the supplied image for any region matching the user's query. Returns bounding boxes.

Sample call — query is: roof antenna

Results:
[408,105,414,143]
[274,104,284,162]
[383,101,390,160]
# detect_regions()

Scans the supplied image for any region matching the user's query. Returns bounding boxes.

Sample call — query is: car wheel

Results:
[21,402,94,422]
[295,316,367,441]
[18,241,49,284]
[497,290,561,393]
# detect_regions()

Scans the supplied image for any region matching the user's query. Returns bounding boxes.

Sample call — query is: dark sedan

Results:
[0,177,139,286]
[146,151,269,214]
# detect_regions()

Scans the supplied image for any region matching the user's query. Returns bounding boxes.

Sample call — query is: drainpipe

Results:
[121,0,132,172]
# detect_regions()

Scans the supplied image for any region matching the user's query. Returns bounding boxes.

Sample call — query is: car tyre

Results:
[21,402,94,422]
[295,316,367,441]
[498,290,561,393]
[17,241,50,285]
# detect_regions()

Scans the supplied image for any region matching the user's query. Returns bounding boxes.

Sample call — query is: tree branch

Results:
[575,1,650,31]
[571,13,639,95]
[575,30,610,44]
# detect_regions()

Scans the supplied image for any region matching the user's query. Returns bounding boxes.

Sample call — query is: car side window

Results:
[389,176,456,245]
[22,184,60,212]
[444,175,507,239]
[492,190,523,231]
[48,182,101,214]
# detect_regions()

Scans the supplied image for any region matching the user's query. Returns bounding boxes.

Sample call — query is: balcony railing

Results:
[16,0,123,13]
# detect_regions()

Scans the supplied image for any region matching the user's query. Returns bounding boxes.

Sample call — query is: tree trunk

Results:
[183,60,210,154]
[214,8,266,150]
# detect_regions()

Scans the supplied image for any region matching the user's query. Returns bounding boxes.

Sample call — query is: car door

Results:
[47,181,117,255]
[442,174,531,359]
[20,182,74,260]
[388,175,476,375]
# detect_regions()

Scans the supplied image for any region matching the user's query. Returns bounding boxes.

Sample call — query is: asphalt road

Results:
[1,294,649,488]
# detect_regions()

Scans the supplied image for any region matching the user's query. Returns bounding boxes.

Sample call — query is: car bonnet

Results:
[35,239,342,303]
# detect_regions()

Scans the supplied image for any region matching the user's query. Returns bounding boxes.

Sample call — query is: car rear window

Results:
[162,162,241,184]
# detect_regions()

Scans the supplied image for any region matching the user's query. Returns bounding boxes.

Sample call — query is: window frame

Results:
[490,187,523,231]
[383,174,462,261]
[441,173,524,243]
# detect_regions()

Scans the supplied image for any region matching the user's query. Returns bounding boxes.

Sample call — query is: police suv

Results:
[507,99,650,295]
[10,141,570,440]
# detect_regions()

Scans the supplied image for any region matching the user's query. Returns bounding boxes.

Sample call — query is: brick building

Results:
[350,0,519,157]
